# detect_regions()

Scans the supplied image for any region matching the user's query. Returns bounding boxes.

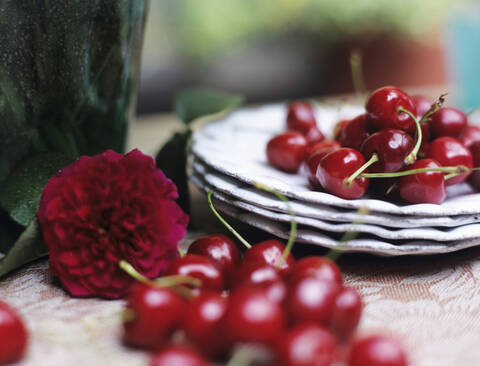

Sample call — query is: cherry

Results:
[166,254,225,291]
[224,286,285,344]
[150,344,211,366]
[305,141,341,190]
[305,125,325,145]
[429,107,467,139]
[361,129,414,173]
[468,141,480,190]
[317,148,369,199]
[0,302,28,364]
[243,239,295,277]
[306,140,340,158]
[366,86,417,134]
[427,137,473,185]
[333,119,350,141]
[288,256,343,286]
[123,283,187,349]
[286,101,317,135]
[337,114,370,150]
[266,131,308,173]
[370,178,402,202]
[286,277,341,327]
[461,125,480,148]
[275,323,338,366]
[398,159,446,204]
[182,292,230,359]
[412,94,432,118]
[349,335,408,366]
[231,261,283,289]
[330,287,363,341]
[187,235,241,281]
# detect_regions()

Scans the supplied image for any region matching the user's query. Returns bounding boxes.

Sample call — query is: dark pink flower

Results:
[37,149,189,299]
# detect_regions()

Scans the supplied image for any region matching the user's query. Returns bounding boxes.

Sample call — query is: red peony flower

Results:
[37,149,189,299]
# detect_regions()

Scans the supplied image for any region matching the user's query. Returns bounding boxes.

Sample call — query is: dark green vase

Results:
[0,0,149,184]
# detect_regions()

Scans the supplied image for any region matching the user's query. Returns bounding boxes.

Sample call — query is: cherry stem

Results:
[178,247,185,257]
[254,183,297,268]
[350,48,367,95]
[207,190,252,249]
[398,106,422,164]
[360,165,468,179]
[344,153,379,186]
[226,347,251,366]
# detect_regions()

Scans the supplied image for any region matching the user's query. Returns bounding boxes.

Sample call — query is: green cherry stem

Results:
[254,182,297,268]
[398,106,422,165]
[207,190,252,249]
[359,165,468,179]
[344,153,379,186]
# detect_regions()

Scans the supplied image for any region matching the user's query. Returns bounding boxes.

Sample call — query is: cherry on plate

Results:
[123,283,187,349]
[330,287,363,341]
[333,119,350,141]
[275,323,338,366]
[349,335,408,366]
[150,344,211,366]
[412,94,432,118]
[305,142,341,190]
[429,107,467,139]
[468,141,480,190]
[0,301,28,365]
[243,239,295,277]
[366,86,417,134]
[461,125,480,148]
[166,254,225,291]
[266,131,308,173]
[288,256,343,286]
[306,140,341,158]
[337,114,370,150]
[398,158,446,204]
[305,125,325,145]
[287,101,317,135]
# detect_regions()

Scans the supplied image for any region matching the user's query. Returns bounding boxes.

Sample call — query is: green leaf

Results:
[0,209,24,254]
[0,218,47,278]
[174,88,244,125]
[156,131,192,215]
[0,152,74,227]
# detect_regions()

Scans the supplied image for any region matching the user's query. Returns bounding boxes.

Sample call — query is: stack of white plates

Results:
[189,102,480,255]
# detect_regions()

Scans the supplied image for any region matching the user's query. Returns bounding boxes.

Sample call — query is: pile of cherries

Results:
[266,86,480,204]
[121,232,408,366]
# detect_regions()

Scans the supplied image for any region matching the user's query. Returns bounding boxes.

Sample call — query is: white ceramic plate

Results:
[191,103,480,216]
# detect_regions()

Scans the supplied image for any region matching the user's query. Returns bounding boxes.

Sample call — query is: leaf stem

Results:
[398,106,422,164]
[344,153,379,186]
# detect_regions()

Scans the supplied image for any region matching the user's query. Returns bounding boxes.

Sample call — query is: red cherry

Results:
[123,283,187,349]
[366,86,416,134]
[461,125,480,148]
[468,141,480,190]
[430,107,467,139]
[287,101,317,135]
[286,277,341,327]
[224,286,286,344]
[361,128,414,173]
[150,344,211,366]
[427,137,473,185]
[305,125,325,145]
[0,302,28,364]
[305,142,341,190]
[398,159,446,204]
[243,239,295,277]
[333,119,350,141]
[275,324,338,366]
[187,235,241,281]
[317,148,369,199]
[349,336,408,366]
[182,292,230,358]
[288,256,343,286]
[412,94,432,118]
[166,254,225,291]
[337,114,370,150]
[306,140,341,158]
[370,178,402,202]
[330,287,363,340]
[267,131,308,173]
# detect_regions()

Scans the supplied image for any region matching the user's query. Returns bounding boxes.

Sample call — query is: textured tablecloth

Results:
[2,114,480,366]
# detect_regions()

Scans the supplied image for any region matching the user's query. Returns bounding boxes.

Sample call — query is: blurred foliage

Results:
[144,0,462,62]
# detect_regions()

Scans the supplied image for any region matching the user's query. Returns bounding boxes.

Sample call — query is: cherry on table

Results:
[286,101,317,135]
[182,292,230,359]
[461,125,480,148]
[427,137,473,185]
[223,286,286,344]
[361,128,414,173]
[243,239,295,277]
[412,94,432,118]
[398,158,446,204]
[0,301,28,365]
[366,86,417,134]
[468,141,480,190]
[317,148,369,199]
[337,113,370,150]
[275,323,338,366]
[150,344,211,366]
[187,234,241,281]
[266,131,308,173]
[166,254,225,291]
[123,283,187,349]
[430,107,467,139]
[330,287,363,341]
[349,335,408,366]
[288,256,343,286]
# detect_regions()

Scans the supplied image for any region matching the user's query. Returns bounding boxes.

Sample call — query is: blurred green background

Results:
[137,0,478,113]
